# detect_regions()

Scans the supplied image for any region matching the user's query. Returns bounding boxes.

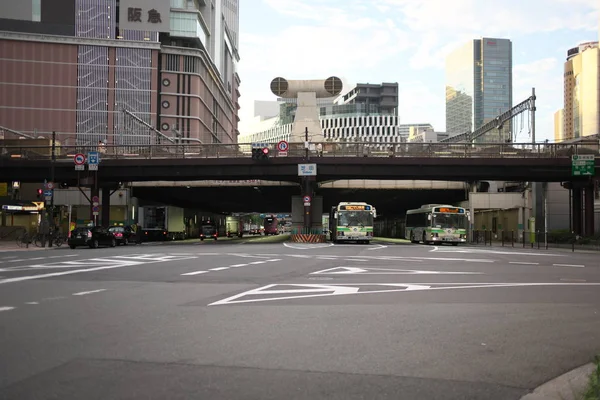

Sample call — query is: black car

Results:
[108,225,136,245]
[68,227,117,249]
[200,223,218,240]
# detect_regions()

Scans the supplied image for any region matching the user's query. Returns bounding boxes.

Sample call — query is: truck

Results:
[225,216,242,237]
[138,206,186,241]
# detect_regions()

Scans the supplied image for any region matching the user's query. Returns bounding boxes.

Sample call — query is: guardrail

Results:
[1,141,598,161]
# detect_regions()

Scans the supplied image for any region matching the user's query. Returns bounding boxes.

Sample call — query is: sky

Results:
[236,0,599,143]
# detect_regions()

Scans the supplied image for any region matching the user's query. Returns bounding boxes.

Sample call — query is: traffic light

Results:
[260,147,269,160]
[36,189,43,199]
[251,147,269,161]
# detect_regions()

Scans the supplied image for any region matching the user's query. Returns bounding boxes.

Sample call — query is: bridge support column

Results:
[303,177,316,232]
[101,187,111,228]
[584,182,595,236]
[90,186,99,226]
[572,186,583,236]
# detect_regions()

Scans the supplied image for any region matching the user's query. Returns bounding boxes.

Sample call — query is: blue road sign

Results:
[43,189,52,197]
[92,206,99,212]
[88,151,99,165]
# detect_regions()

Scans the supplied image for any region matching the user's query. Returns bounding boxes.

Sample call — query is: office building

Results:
[554,109,564,142]
[0,0,240,145]
[562,42,599,141]
[445,37,512,142]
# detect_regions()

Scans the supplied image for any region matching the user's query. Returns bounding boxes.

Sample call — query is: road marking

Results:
[181,270,209,276]
[560,278,586,282]
[48,255,77,259]
[210,267,230,271]
[72,289,107,296]
[311,266,482,275]
[209,282,600,306]
[0,306,15,312]
[283,243,334,250]
[345,259,368,261]
[24,302,39,305]
[430,248,564,257]
[367,244,388,250]
[229,264,248,268]
[509,262,539,265]
[0,255,198,285]
[553,264,585,268]
[317,257,338,260]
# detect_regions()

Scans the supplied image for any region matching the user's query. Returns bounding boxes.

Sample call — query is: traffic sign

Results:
[92,196,99,203]
[303,195,311,203]
[43,189,52,197]
[298,163,317,176]
[88,151,99,171]
[74,153,86,170]
[277,140,289,152]
[45,182,54,190]
[571,154,595,176]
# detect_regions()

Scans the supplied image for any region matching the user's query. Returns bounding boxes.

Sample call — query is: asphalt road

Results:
[0,240,599,400]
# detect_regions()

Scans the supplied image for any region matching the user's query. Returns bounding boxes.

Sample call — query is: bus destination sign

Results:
[342,205,371,211]
[436,207,464,214]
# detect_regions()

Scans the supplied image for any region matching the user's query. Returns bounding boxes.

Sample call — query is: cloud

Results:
[396,83,446,129]
[374,0,598,69]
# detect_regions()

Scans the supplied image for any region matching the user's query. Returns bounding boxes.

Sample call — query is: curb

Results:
[520,363,595,400]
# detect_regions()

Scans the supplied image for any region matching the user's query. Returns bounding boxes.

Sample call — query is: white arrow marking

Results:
[310,267,481,275]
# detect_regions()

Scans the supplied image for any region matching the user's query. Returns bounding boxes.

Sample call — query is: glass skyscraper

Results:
[446,38,512,142]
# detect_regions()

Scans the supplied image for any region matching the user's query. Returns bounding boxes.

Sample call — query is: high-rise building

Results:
[562,42,599,140]
[445,37,512,142]
[554,109,564,142]
[0,0,240,145]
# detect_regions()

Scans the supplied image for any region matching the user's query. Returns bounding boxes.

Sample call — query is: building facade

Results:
[0,0,240,145]
[239,83,400,148]
[561,42,599,141]
[445,37,512,142]
[554,109,564,142]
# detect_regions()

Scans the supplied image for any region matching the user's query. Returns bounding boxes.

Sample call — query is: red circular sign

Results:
[74,153,86,165]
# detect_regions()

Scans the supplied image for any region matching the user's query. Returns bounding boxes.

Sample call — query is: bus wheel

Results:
[422,233,428,245]
[452,243,458,246]
[410,232,418,244]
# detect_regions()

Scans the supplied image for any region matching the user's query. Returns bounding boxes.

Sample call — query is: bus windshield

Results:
[432,213,467,229]
[338,211,373,227]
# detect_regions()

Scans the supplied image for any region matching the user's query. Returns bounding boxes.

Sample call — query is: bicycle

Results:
[16,231,31,247]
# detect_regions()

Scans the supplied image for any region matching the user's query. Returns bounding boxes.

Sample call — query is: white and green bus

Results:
[405,204,469,246]
[329,202,376,244]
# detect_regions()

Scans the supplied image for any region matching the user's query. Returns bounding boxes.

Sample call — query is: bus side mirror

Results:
[427,214,432,221]
[334,212,338,218]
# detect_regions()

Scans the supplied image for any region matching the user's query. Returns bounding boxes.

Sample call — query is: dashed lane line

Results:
[509,262,540,265]
[180,270,209,276]
[0,306,15,312]
[210,267,230,271]
[553,264,585,268]
[72,289,107,296]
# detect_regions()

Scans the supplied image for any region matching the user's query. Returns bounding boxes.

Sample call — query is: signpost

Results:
[298,163,317,176]
[303,195,311,207]
[277,140,288,157]
[74,153,86,171]
[571,154,595,176]
[88,151,99,171]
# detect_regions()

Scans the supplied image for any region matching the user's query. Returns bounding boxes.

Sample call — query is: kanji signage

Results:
[119,0,169,32]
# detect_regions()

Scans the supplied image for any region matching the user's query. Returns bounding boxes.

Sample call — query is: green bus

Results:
[405,204,469,245]
[329,202,376,244]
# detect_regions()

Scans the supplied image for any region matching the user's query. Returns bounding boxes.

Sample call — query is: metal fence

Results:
[1,141,599,161]
[471,230,600,252]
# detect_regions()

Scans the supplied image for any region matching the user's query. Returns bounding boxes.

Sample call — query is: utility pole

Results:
[47,131,56,247]
[531,87,536,144]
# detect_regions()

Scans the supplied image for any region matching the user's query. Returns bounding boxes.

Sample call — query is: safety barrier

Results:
[290,234,327,243]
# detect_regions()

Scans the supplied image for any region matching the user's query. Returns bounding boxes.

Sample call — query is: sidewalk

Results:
[521,362,596,400]
[0,240,55,252]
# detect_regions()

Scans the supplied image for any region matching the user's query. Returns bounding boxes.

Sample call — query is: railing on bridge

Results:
[1,141,598,161]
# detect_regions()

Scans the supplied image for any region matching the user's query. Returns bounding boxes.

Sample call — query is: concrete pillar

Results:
[101,188,111,228]
[584,183,595,236]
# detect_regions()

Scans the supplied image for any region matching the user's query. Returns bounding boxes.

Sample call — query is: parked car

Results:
[68,227,117,249]
[108,225,135,245]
